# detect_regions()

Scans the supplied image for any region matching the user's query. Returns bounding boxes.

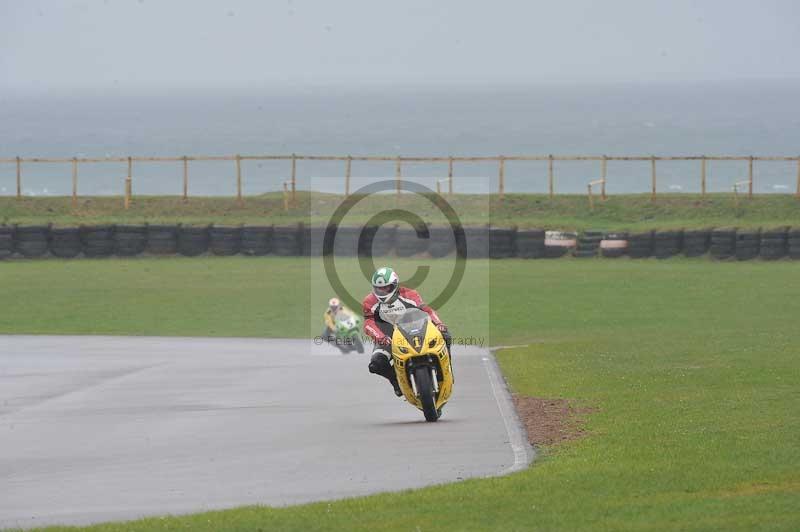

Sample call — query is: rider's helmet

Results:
[328,297,341,313]
[371,267,399,303]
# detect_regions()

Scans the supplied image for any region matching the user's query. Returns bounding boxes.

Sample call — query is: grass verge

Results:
[2,192,799,230]
[1,258,797,531]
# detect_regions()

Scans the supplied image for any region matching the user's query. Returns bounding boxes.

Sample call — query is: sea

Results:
[1,80,799,196]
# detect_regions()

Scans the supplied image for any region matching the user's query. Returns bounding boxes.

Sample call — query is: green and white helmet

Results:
[372,266,399,303]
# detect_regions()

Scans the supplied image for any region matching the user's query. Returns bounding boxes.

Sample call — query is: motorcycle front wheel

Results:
[413,366,439,422]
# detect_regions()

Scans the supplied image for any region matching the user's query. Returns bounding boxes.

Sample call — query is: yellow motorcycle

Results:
[390,308,453,422]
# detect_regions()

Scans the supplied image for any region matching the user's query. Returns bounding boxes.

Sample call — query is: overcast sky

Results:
[1,0,799,91]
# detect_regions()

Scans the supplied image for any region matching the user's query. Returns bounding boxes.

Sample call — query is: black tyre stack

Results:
[710,228,736,260]
[177,225,209,256]
[515,229,546,259]
[15,225,50,258]
[627,231,653,258]
[653,230,683,259]
[574,230,602,258]
[240,226,272,256]
[600,232,628,258]
[394,227,429,257]
[209,226,241,256]
[544,231,574,258]
[788,228,800,260]
[463,227,490,259]
[80,225,116,258]
[0,226,14,260]
[427,226,456,258]
[50,227,82,258]
[759,227,787,260]
[489,227,516,259]
[272,225,301,256]
[331,225,360,257]
[146,225,178,255]
[683,229,711,257]
[358,225,395,258]
[115,225,147,257]
[735,230,760,261]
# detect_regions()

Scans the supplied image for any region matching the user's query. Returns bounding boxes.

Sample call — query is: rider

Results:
[322,297,356,349]
[363,267,450,396]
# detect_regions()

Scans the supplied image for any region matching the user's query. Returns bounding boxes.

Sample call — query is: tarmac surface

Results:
[0,336,532,529]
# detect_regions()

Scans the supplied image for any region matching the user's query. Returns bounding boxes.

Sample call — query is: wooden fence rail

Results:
[2,154,800,208]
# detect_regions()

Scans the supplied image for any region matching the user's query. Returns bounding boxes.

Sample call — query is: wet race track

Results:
[0,336,531,529]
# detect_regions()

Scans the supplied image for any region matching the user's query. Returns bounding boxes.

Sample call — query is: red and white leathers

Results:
[362,286,444,346]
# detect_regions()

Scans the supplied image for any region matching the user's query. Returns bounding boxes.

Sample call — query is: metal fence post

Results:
[235,154,242,205]
[748,156,754,198]
[395,157,402,198]
[15,156,21,199]
[124,156,132,209]
[345,155,351,197]
[548,154,554,198]
[291,153,297,205]
[72,157,78,208]
[448,156,453,195]
[701,156,707,196]
[601,155,607,200]
[182,156,189,201]
[498,156,505,199]
[650,156,657,202]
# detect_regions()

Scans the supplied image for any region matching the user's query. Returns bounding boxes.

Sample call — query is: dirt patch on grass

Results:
[512,395,595,447]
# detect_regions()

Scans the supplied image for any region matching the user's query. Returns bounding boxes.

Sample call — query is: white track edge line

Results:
[481,354,535,475]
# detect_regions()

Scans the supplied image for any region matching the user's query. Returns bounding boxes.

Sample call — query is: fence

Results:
[2,154,800,208]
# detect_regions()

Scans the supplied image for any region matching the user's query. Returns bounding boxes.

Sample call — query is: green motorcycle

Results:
[333,310,365,354]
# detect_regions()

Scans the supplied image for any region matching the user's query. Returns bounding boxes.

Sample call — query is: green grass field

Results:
[2,192,799,230]
[2,258,798,531]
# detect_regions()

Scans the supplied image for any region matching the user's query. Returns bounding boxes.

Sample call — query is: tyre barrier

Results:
[735,230,760,261]
[683,229,711,257]
[177,225,209,257]
[600,232,628,258]
[80,225,116,258]
[759,227,787,260]
[209,226,242,256]
[653,230,683,259]
[515,229,546,259]
[305,225,326,257]
[331,225,361,257]
[395,227,429,257]
[463,227,490,259]
[0,226,14,260]
[240,226,273,256]
[789,228,800,260]
[489,227,516,259]
[3,225,800,261]
[544,231,575,258]
[574,230,602,258]
[272,225,301,256]
[357,225,394,258]
[710,228,736,260]
[146,225,178,255]
[115,225,147,257]
[50,227,82,258]
[426,226,456,258]
[15,225,50,258]
[628,231,654,258]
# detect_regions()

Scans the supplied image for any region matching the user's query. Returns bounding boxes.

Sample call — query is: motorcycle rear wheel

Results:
[413,366,439,422]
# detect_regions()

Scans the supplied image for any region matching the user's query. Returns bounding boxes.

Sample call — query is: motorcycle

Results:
[390,308,453,422]
[333,310,365,354]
